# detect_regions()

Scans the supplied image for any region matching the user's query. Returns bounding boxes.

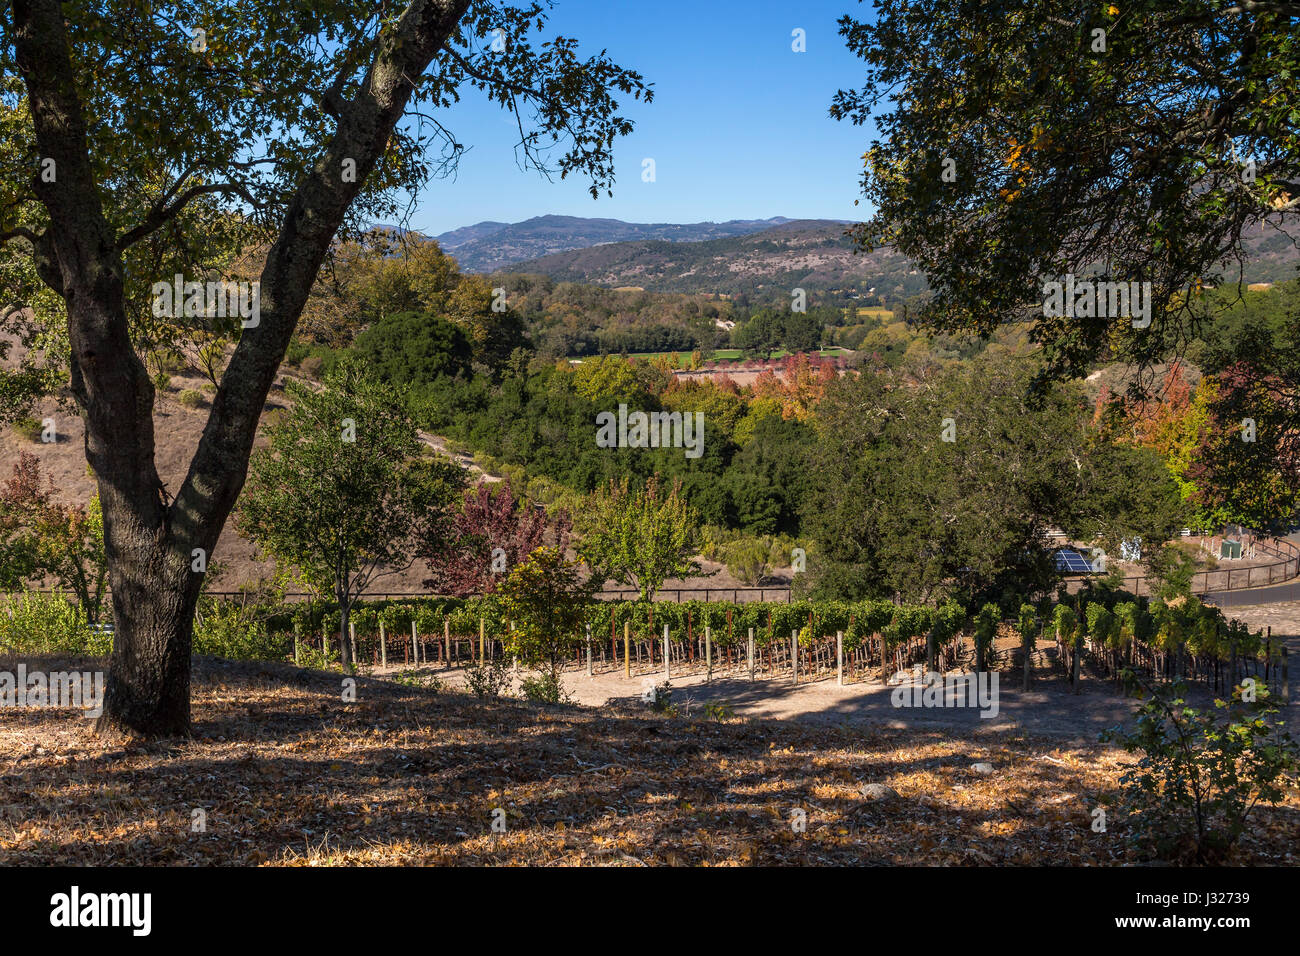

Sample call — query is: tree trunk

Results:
[95,551,200,738]
[12,0,475,739]
[338,595,353,672]
[1022,629,1032,690]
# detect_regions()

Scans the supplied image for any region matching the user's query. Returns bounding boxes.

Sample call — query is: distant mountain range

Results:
[493,217,1300,299]
[416,214,1300,300]
[434,214,800,273]
[502,219,926,299]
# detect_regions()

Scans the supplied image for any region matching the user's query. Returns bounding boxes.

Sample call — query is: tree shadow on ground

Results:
[0,653,1292,866]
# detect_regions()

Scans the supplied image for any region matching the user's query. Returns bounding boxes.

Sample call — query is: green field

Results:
[618,347,851,368]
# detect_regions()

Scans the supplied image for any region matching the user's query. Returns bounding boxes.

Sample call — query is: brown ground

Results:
[1,368,297,592]
[2,654,1296,866]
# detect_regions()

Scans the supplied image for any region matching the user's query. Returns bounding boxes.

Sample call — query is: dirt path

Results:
[418,431,502,483]
[383,658,1140,741]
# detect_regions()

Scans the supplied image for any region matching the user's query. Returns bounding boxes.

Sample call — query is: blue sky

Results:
[412,0,878,235]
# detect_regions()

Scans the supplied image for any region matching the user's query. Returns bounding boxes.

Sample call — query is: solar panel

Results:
[1054,549,1097,573]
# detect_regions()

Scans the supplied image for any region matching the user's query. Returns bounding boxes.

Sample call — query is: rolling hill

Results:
[499,217,1300,300]
[502,219,924,299]
[434,214,797,273]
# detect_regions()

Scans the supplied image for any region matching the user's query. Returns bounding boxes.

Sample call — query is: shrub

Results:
[284,339,310,366]
[393,669,443,691]
[12,417,42,443]
[152,372,172,393]
[463,658,512,699]
[294,640,339,671]
[723,536,772,585]
[974,603,999,669]
[300,355,325,380]
[1102,677,1299,864]
[178,389,204,409]
[520,669,568,704]
[193,602,287,661]
[703,701,735,721]
[0,591,109,655]
[148,350,187,374]
[497,546,592,679]
[644,679,674,713]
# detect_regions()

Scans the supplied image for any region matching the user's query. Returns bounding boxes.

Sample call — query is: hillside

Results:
[0,358,788,597]
[504,218,1300,298]
[435,214,796,273]
[505,219,925,298]
[0,371,316,595]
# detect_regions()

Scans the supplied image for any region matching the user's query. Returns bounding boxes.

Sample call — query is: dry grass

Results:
[0,654,1296,866]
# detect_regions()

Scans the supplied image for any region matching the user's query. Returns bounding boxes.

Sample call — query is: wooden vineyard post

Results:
[1072,630,1081,694]
[586,623,593,677]
[836,631,843,686]
[379,620,387,668]
[1282,646,1290,704]
[479,617,485,663]
[705,626,712,682]
[1227,622,1236,691]
[748,628,755,680]
[663,623,670,680]
[847,614,855,682]
[1266,627,1272,687]
[1054,618,1061,674]
[411,620,419,665]
[349,621,357,666]
[293,622,301,666]
[791,629,798,684]
[624,621,631,680]
[1022,624,1032,691]
[726,606,734,666]
[1264,634,1270,691]
[443,619,451,669]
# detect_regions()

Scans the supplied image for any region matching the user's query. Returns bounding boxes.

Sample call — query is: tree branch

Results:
[169,0,474,554]
[116,180,263,251]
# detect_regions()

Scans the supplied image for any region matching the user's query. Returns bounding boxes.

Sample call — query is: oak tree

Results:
[0,0,649,735]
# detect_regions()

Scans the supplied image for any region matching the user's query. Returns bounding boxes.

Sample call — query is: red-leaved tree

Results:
[0,451,108,621]
[422,482,571,597]
[1186,361,1299,531]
